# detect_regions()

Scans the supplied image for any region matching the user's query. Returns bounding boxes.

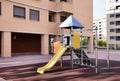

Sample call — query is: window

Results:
[99,34,102,36]
[116,5,120,10]
[110,21,115,25]
[116,13,120,18]
[110,14,115,18]
[49,11,55,22]
[116,36,120,41]
[110,29,115,32]
[30,9,39,21]
[116,21,120,25]
[60,16,67,22]
[99,37,102,39]
[60,0,67,2]
[99,28,101,30]
[49,0,55,2]
[49,15,55,22]
[110,36,115,40]
[13,6,25,19]
[116,0,120,2]
[116,28,120,33]
[49,15,52,22]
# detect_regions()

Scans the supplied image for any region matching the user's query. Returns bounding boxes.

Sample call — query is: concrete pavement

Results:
[0,49,120,68]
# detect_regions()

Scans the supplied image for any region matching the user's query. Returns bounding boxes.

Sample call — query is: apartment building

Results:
[0,0,93,57]
[93,18,107,41]
[107,0,120,49]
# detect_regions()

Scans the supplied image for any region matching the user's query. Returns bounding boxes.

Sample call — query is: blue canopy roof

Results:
[59,15,84,29]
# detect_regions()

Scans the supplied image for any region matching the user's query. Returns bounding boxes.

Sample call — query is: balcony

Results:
[49,1,73,13]
[57,2,73,13]
[49,1,58,11]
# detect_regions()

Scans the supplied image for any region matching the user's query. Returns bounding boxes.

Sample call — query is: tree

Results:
[82,37,88,46]
[98,40,106,47]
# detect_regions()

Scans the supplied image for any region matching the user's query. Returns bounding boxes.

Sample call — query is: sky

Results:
[93,0,106,20]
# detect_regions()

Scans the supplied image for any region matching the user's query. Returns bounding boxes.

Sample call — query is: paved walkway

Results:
[0,49,120,68]
[0,55,51,68]
[0,54,73,68]
[88,49,120,61]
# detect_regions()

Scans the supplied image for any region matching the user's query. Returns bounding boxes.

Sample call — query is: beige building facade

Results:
[107,0,120,49]
[93,18,107,41]
[0,0,93,57]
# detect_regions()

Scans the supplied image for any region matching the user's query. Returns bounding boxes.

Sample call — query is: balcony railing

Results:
[49,1,73,13]
[49,1,58,11]
[57,2,73,13]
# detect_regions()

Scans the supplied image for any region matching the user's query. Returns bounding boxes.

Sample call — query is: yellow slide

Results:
[37,45,69,74]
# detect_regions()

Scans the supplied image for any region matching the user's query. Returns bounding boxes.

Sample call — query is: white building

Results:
[106,0,120,49]
[93,18,107,41]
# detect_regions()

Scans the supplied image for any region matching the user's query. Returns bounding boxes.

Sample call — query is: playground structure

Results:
[37,15,114,74]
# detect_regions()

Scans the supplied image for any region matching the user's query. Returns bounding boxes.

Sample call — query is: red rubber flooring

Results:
[0,59,120,81]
